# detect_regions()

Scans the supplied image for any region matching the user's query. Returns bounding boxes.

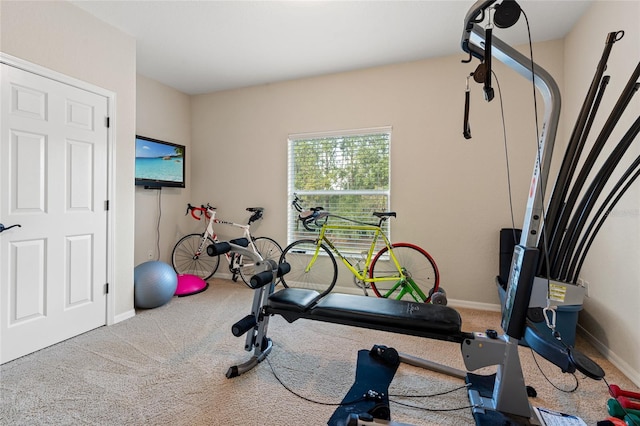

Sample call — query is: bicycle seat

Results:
[373,212,396,218]
[247,208,264,224]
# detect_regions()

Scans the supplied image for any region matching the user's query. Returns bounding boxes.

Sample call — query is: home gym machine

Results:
[219,238,602,425]
[221,1,606,424]
[468,0,639,344]
[462,0,590,314]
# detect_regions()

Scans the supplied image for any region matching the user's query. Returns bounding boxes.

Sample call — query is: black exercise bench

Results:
[266,287,472,344]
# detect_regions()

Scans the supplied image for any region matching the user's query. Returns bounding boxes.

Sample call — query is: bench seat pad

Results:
[312,293,462,334]
[268,288,321,312]
[267,289,464,339]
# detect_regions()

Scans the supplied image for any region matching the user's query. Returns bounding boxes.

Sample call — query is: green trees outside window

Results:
[287,128,391,254]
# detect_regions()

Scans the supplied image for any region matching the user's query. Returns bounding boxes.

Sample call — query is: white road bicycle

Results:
[171,204,283,285]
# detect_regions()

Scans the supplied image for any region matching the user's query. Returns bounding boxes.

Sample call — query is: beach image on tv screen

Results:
[135,139,184,182]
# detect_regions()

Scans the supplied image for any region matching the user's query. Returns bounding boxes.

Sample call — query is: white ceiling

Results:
[70,0,594,95]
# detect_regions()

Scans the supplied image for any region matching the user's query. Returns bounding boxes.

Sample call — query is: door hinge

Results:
[105,117,110,128]
[104,200,109,211]
[104,283,109,294]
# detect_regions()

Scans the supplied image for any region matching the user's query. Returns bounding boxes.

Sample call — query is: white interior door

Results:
[0,63,109,363]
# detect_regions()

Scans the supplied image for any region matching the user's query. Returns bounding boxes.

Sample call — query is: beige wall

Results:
[135,75,192,266]
[4,0,636,385]
[0,0,136,320]
[564,1,640,385]
[190,40,565,304]
[187,3,639,383]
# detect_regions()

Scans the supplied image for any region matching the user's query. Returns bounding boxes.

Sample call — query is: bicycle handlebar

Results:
[292,194,325,231]
[291,194,395,231]
[185,203,265,224]
[185,203,214,220]
[291,193,305,213]
[291,193,395,231]
[300,210,328,231]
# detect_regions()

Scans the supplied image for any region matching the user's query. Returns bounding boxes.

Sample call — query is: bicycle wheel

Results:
[238,237,284,285]
[171,233,220,280]
[280,239,337,295]
[369,243,439,303]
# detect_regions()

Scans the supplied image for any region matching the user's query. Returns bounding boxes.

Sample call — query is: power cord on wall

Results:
[155,188,162,261]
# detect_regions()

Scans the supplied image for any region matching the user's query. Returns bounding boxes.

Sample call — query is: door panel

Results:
[1,63,109,363]
[68,139,94,210]
[12,130,46,211]
[11,239,46,322]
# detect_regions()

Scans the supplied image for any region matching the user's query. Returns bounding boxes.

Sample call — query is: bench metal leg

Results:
[398,352,467,379]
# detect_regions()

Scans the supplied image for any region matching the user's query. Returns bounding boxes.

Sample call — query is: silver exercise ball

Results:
[134,261,178,309]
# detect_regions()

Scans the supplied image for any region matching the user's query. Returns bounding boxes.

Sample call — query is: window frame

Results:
[287,126,392,255]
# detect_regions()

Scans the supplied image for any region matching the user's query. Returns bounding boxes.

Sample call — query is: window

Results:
[287,127,391,254]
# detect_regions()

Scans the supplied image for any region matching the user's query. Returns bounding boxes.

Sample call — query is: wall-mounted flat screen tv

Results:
[135,135,186,189]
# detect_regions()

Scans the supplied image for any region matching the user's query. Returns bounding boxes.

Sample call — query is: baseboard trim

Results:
[332,285,369,296]
[114,309,135,324]
[214,272,235,282]
[333,285,503,312]
[578,325,640,387]
[447,299,502,312]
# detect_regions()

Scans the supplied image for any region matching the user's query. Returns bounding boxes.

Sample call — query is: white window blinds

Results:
[287,127,391,254]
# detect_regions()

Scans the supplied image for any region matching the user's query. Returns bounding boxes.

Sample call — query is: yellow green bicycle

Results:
[279,194,442,303]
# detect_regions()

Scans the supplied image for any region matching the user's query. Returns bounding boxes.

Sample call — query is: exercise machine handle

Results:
[483,27,495,102]
[464,79,472,139]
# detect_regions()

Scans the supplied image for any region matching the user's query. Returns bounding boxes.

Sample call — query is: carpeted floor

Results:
[1,278,637,425]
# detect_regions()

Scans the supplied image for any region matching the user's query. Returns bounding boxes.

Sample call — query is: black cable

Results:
[530,348,580,393]
[389,398,473,412]
[389,384,472,414]
[390,384,469,398]
[266,351,473,414]
[522,9,554,300]
[265,356,365,407]
[492,70,517,233]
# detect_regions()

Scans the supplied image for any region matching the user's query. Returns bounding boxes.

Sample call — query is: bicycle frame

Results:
[308,219,428,302]
[173,203,283,284]
[201,208,263,268]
